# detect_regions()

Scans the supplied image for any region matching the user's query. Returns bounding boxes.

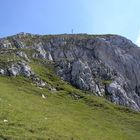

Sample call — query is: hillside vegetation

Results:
[0,60,140,140]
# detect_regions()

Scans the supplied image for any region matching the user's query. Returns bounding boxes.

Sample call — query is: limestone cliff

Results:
[0,33,140,111]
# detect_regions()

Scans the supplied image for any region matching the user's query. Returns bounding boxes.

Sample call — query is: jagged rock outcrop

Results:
[7,62,33,77]
[0,61,47,87]
[0,33,140,111]
[16,51,30,62]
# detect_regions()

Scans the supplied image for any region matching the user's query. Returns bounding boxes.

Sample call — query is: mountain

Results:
[0,33,140,139]
[0,33,140,111]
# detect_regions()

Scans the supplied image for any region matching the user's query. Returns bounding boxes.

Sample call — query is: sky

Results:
[0,0,140,45]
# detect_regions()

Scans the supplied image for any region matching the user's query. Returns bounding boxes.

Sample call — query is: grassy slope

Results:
[0,60,140,140]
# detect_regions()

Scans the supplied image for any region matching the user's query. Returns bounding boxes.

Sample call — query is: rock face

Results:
[0,33,140,111]
[7,62,33,77]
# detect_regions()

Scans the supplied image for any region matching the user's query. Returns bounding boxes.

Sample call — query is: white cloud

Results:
[136,31,140,47]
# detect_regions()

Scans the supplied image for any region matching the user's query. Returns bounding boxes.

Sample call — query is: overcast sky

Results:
[0,0,140,45]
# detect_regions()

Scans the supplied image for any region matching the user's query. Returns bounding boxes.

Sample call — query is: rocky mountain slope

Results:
[0,66,140,139]
[0,33,140,111]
